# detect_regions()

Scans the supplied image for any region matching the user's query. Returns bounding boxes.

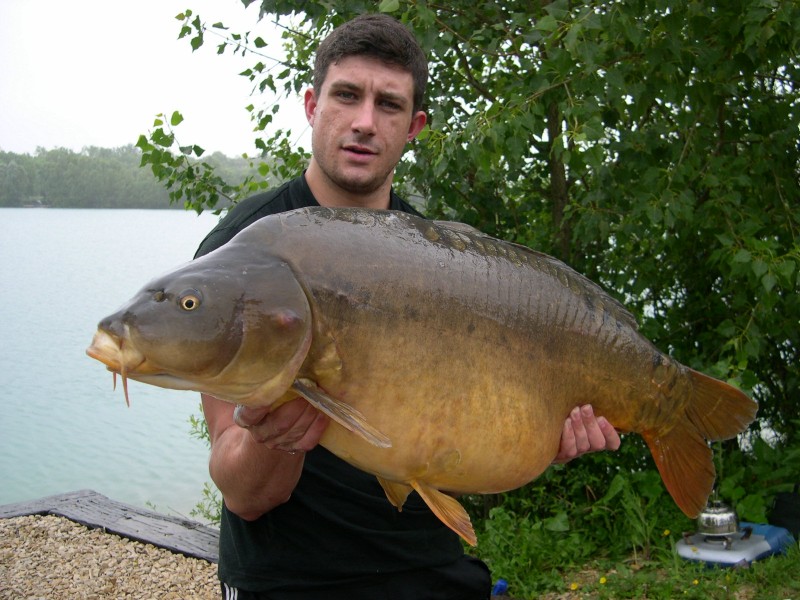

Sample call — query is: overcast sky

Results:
[0,0,310,157]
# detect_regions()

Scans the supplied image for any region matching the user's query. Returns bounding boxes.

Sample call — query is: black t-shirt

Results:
[195,175,490,598]
[194,175,423,257]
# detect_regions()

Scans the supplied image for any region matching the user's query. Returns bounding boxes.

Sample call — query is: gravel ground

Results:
[0,514,219,599]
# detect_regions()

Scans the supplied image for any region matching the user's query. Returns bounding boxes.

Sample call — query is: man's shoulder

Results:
[195,177,315,258]
[218,178,310,230]
[391,191,426,218]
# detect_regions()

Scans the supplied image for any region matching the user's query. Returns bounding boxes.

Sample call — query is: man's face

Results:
[304,55,426,198]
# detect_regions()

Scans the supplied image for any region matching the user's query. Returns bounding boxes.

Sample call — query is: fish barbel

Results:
[86,207,757,545]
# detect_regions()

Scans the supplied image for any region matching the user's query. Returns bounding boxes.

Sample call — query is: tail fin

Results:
[685,369,758,442]
[642,369,757,518]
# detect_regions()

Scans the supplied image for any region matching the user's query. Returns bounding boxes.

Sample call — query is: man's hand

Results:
[201,394,328,520]
[233,397,329,454]
[552,404,621,464]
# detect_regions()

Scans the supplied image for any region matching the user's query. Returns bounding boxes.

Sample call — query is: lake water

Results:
[0,208,222,520]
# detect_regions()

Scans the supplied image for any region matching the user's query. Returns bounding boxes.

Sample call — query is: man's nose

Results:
[352,103,377,135]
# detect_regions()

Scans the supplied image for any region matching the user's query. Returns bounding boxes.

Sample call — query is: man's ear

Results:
[304,88,318,126]
[407,111,427,142]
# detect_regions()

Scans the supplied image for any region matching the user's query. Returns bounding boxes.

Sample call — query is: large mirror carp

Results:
[87,207,757,545]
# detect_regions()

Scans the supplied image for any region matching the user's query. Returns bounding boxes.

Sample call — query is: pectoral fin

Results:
[292,379,391,449]
[377,477,413,510]
[410,479,477,547]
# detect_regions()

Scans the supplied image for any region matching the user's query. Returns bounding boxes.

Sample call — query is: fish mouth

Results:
[86,328,153,405]
[86,329,147,372]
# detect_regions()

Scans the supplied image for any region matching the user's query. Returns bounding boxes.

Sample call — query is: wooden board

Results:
[0,489,219,563]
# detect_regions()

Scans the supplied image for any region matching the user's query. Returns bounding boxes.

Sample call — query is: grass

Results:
[498,542,800,599]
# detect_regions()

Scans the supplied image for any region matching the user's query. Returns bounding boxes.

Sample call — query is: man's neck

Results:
[305,160,393,210]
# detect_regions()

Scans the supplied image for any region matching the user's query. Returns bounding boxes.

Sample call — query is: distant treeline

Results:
[0,146,261,209]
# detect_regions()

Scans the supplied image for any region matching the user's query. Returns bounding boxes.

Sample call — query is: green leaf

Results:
[751,259,768,278]
[716,319,737,338]
[170,111,184,127]
[151,128,174,147]
[543,0,569,19]
[777,259,796,281]
[762,272,777,293]
[543,511,570,532]
[535,15,559,33]
[716,233,735,247]
[646,204,662,224]
[736,493,768,524]
[378,0,399,13]
[135,134,153,152]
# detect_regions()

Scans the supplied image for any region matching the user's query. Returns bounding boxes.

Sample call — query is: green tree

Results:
[150,0,799,438]
[0,158,33,206]
[145,1,800,566]
[0,146,262,209]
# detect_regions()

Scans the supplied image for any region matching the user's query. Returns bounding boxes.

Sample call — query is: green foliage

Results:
[478,505,577,595]
[135,111,287,213]
[467,433,800,596]
[468,449,690,595]
[188,407,222,525]
[165,0,800,440]
[592,471,673,562]
[135,9,312,213]
[159,1,800,592]
[190,481,223,525]
[717,425,800,523]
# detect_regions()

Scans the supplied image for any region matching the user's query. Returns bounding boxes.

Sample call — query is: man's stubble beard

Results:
[312,137,395,197]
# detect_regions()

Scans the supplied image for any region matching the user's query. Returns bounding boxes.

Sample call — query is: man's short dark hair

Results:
[313,14,428,114]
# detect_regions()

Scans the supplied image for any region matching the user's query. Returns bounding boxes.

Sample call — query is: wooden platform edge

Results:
[0,489,220,563]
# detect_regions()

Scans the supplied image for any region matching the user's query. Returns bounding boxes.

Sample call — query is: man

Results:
[195,14,620,600]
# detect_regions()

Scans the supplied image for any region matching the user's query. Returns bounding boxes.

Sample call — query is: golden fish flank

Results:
[87,207,757,547]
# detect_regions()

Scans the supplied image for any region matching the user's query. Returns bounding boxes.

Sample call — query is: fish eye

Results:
[178,290,202,311]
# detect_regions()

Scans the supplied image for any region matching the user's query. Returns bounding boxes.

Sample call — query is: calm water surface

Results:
[0,208,221,519]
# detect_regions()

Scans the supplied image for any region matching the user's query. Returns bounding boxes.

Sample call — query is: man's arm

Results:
[202,394,328,520]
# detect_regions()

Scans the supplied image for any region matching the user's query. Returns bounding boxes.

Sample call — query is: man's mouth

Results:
[343,144,377,156]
